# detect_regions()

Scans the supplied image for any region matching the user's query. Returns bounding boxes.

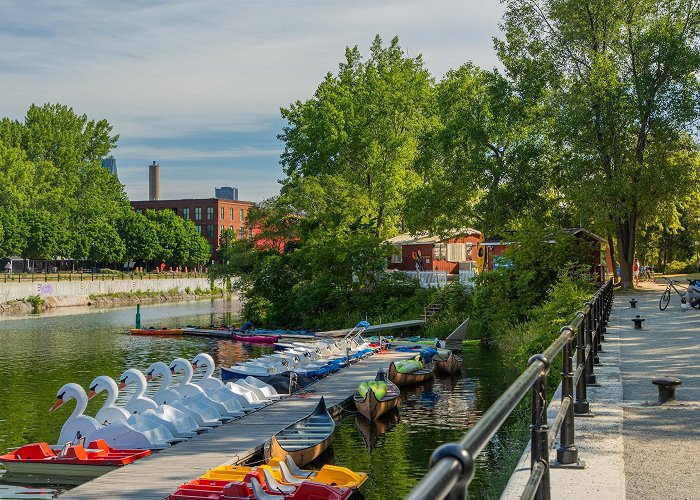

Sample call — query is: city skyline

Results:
[2,1,505,202]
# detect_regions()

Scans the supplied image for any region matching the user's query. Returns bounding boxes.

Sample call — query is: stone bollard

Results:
[631,315,645,329]
[652,377,682,404]
[629,298,638,308]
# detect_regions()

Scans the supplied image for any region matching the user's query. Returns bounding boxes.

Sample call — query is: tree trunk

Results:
[606,232,618,283]
[615,213,636,289]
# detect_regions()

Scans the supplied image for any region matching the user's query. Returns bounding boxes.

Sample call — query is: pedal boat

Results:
[0,440,151,478]
[202,455,367,489]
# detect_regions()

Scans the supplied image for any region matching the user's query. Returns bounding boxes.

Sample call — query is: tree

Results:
[115,210,160,265]
[17,209,62,268]
[405,64,561,235]
[498,0,700,287]
[145,209,210,267]
[279,35,435,238]
[73,218,126,266]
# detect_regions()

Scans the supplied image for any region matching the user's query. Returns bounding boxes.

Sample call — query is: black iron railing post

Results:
[556,326,578,464]
[594,297,603,353]
[528,354,551,500]
[574,312,591,415]
[584,303,597,384]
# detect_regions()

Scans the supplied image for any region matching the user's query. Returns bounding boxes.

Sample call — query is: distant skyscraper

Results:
[215,186,238,200]
[101,157,118,177]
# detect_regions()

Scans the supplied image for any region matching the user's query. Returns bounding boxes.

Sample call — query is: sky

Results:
[2,1,506,202]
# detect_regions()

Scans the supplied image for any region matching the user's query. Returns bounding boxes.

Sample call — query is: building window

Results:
[220,225,224,234]
[434,243,447,261]
[195,207,202,220]
[183,208,190,220]
[447,243,467,262]
[220,207,225,219]
[229,225,233,231]
[207,225,214,238]
[196,225,201,234]
[239,227,245,239]
[207,207,214,220]
[391,245,402,263]
[229,208,234,220]
[239,208,245,221]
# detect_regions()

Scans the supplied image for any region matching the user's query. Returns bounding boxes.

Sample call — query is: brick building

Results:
[130,198,255,255]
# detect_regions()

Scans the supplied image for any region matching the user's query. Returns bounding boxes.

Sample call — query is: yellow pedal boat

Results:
[201,456,368,490]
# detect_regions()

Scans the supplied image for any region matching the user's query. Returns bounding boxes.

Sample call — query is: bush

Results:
[26,294,44,311]
[664,259,694,274]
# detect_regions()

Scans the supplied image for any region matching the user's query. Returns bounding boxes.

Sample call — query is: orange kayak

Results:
[129,327,184,335]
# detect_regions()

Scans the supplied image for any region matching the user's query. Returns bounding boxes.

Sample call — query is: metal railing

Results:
[2,271,208,284]
[405,279,613,500]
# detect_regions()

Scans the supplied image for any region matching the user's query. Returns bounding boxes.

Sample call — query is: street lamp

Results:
[695,214,700,273]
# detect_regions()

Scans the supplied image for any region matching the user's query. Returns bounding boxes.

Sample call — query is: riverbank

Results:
[0,277,231,318]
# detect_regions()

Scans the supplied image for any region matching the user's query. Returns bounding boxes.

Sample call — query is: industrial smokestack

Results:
[149,161,160,201]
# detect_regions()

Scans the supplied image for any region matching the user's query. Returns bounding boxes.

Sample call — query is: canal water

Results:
[0,299,526,499]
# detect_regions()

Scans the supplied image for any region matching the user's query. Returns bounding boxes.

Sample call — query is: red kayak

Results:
[0,440,151,478]
[169,470,351,500]
[231,333,281,344]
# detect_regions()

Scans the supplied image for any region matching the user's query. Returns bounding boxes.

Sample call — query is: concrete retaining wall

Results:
[0,278,214,303]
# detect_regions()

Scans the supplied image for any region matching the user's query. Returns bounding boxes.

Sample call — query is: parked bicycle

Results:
[659,277,700,310]
[640,267,655,282]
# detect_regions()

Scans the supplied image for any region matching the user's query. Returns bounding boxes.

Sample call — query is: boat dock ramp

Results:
[60,350,408,500]
[183,319,425,341]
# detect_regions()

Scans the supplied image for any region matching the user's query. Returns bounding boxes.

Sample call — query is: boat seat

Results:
[284,455,313,478]
[61,445,89,460]
[261,467,296,493]
[278,462,305,484]
[250,477,284,499]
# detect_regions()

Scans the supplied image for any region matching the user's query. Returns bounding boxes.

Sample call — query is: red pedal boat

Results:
[0,440,151,479]
[169,470,352,500]
[230,333,281,344]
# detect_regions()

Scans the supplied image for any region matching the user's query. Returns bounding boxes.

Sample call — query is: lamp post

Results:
[695,214,700,273]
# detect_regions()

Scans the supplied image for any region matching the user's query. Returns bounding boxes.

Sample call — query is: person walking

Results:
[633,259,640,287]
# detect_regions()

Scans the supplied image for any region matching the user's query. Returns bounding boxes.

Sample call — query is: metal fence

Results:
[405,279,613,500]
[404,271,449,288]
[2,271,208,284]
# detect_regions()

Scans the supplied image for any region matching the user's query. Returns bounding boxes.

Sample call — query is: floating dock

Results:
[60,351,408,500]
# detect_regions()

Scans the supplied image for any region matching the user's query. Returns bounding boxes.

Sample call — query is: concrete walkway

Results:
[503,282,700,499]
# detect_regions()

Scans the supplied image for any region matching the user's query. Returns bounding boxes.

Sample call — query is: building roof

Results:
[386,228,481,245]
[131,198,254,205]
[543,228,607,244]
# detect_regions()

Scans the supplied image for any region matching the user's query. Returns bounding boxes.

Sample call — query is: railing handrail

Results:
[405,279,613,500]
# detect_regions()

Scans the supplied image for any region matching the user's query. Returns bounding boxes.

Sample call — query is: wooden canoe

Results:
[387,360,434,388]
[268,397,334,467]
[129,327,183,335]
[434,350,463,376]
[353,370,400,420]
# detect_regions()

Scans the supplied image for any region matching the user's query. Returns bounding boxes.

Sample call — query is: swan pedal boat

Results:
[130,327,184,335]
[267,397,335,468]
[169,469,352,500]
[0,440,150,478]
[433,348,463,376]
[353,370,400,420]
[202,455,367,489]
[387,360,435,387]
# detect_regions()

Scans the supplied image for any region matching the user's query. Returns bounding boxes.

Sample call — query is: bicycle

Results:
[659,277,689,310]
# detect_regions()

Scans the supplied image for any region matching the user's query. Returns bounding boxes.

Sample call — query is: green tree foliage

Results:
[145,209,210,267]
[497,0,700,287]
[405,64,560,235]
[279,35,434,238]
[116,210,160,264]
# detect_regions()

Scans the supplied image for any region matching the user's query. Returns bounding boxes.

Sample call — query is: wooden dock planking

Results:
[60,351,409,500]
